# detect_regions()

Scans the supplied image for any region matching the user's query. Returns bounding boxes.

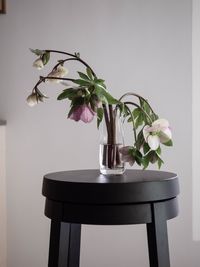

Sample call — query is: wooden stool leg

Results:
[48,221,81,267]
[146,202,170,267]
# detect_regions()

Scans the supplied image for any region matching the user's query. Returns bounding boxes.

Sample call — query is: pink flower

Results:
[69,104,95,123]
[119,146,135,166]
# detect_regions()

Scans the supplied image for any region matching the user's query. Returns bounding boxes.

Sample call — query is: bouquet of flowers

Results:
[27,49,172,173]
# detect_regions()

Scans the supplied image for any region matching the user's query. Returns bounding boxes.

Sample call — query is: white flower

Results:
[46,66,68,83]
[33,58,44,70]
[143,118,172,150]
[26,93,38,107]
[26,93,45,107]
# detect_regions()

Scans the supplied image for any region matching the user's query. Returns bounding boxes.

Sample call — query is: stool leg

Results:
[146,202,170,267]
[48,221,81,267]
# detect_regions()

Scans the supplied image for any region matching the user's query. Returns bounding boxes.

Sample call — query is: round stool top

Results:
[42,169,179,204]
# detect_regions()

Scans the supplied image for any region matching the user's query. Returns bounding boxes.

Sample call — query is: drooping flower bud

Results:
[46,65,68,83]
[33,58,44,70]
[26,93,38,107]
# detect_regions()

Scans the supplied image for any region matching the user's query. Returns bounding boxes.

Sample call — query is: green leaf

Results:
[73,79,92,86]
[133,108,141,118]
[86,68,93,80]
[135,129,145,149]
[97,108,104,128]
[94,80,106,90]
[135,112,144,129]
[42,52,50,65]
[142,156,150,169]
[143,142,150,154]
[29,48,45,56]
[157,157,164,169]
[163,139,173,146]
[57,88,77,100]
[71,97,85,106]
[94,86,119,105]
[78,72,90,81]
[140,98,150,114]
[156,146,161,155]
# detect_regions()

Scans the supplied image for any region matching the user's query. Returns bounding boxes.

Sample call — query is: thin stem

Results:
[109,105,114,144]
[102,104,111,142]
[124,104,137,145]
[32,76,76,94]
[124,101,153,124]
[45,49,97,78]
[119,92,156,114]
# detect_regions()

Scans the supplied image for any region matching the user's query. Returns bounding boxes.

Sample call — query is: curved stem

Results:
[119,92,156,114]
[124,104,137,145]
[124,101,153,124]
[32,76,76,93]
[45,49,97,78]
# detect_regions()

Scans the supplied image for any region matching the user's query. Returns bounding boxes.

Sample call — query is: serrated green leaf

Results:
[73,79,92,86]
[86,67,93,80]
[78,72,90,80]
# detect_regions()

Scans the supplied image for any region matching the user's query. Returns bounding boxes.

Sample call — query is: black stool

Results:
[42,169,179,267]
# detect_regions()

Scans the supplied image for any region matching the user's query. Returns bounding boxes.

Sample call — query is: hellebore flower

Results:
[119,146,135,166]
[46,65,68,83]
[143,118,172,150]
[33,58,44,70]
[69,104,95,123]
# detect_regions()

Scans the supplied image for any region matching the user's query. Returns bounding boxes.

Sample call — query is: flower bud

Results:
[46,66,68,83]
[26,93,38,107]
[33,58,44,70]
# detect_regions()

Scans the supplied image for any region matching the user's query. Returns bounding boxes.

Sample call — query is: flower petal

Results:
[80,105,94,123]
[147,135,160,150]
[152,118,169,129]
[143,125,150,141]
[159,128,172,143]
[33,58,44,70]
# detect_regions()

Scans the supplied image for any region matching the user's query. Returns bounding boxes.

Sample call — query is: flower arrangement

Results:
[28,49,173,171]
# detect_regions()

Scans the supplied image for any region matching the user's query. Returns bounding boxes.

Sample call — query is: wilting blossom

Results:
[46,65,68,83]
[33,58,44,70]
[143,118,172,150]
[119,146,135,166]
[69,104,95,123]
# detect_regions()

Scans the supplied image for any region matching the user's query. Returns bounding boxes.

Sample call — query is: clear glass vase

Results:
[99,106,125,175]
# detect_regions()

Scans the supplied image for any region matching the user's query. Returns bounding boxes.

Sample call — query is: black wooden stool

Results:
[42,169,179,267]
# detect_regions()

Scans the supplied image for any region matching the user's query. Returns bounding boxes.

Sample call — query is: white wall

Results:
[0,123,7,267]
[0,0,199,266]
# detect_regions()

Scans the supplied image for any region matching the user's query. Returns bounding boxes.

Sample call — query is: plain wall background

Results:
[0,0,199,266]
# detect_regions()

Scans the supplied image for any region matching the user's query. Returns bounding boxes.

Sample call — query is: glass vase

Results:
[99,105,125,175]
